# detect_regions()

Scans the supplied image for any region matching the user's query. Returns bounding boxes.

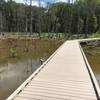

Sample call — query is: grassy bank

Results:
[0,32,100,41]
[89,33,100,38]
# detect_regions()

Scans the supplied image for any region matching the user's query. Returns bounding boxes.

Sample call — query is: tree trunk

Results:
[30,0,32,36]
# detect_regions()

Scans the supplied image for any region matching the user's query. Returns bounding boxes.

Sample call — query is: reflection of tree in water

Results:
[26,58,41,74]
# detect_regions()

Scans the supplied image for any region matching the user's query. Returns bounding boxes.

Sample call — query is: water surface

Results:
[0,39,64,100]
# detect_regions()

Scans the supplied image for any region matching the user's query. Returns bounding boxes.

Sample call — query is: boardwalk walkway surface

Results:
[7,40,100,100]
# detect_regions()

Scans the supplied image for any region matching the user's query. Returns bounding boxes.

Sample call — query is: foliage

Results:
[0,0,100,37]
[10,47,17,57]
[89,33,100,38]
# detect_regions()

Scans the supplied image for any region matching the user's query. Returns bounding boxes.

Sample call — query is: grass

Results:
[0,32,65,37]
[1,32,100,42]
[89,33,100,38]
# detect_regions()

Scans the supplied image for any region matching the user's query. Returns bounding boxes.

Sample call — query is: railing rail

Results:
[79,38,100,100]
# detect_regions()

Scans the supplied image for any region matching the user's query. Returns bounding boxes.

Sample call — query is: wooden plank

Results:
[27,82,94,91]
[17,92,96,100]
[33,78,92,85]
[24,85,95,94]
[29,80,93,90]
[15,96,94,100]
[15,97,33,100]
[22,86,96,97]
[17,95,65,100]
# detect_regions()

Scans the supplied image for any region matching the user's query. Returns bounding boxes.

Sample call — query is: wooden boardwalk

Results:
[7,39,100,100]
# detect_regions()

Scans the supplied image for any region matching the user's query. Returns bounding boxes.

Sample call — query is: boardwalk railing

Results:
[78,39,100,100]
[7,38,100,100]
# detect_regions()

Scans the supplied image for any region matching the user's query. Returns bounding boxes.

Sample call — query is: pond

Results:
[81,40,100,86]
[0,38,64,100]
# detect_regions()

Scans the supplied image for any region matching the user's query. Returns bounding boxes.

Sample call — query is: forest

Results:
[0,0,100,37]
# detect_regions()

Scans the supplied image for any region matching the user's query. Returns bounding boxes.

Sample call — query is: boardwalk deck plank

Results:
[7,40,99,100]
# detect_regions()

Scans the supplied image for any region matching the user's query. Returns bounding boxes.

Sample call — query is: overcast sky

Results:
[16,0,50,6]
[15,0,68,6]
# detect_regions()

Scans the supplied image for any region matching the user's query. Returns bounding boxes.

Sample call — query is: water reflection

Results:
[0,58,41,100]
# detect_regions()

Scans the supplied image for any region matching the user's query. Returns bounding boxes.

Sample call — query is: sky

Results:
[15,0,68,6]
[16,0,67,3]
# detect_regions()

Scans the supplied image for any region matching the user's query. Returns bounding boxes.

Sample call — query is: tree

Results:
[0,0,5,33]
[30,0,32,36]
[95,3,100,32]
[88,14,97,33]
[0,0,99,37]
[63,4,72,36]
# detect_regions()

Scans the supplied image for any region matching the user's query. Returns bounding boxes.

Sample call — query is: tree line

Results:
[0,0,100,37]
